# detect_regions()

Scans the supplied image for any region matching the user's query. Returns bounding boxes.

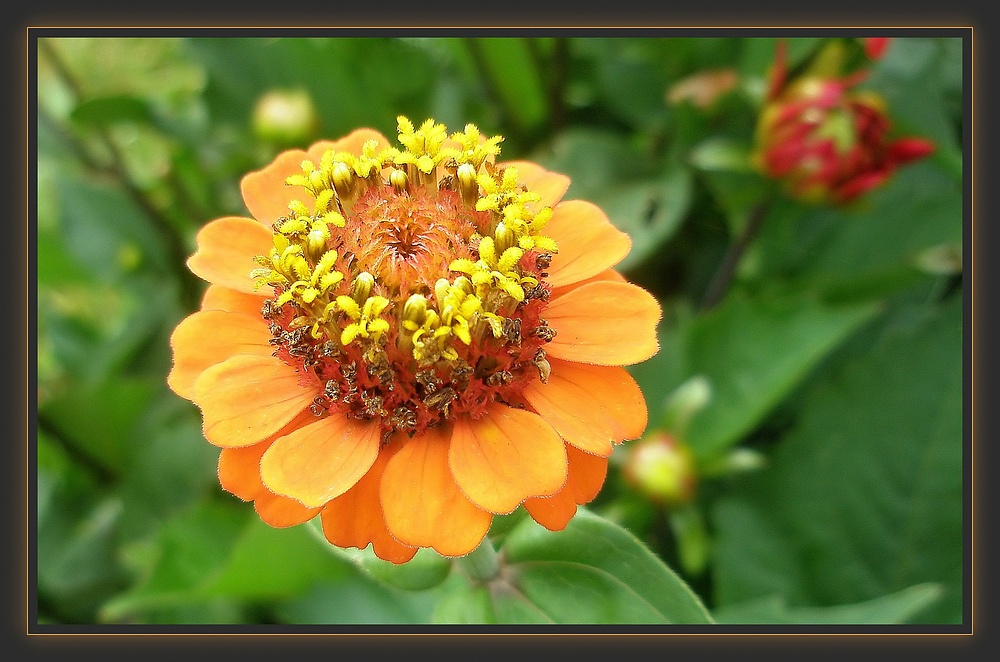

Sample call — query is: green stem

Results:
[699,197,773,312]
[455,537,500,583]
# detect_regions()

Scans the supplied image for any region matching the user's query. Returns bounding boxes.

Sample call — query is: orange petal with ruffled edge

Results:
[241,130,392,226]
[259,414,382,508]
[523,445,608,531]
[186,217,275,296]
[320,440,417,564]
[218,425,323,527]
[545,280,661,366]
[522,358,647,457]
[168,310,274,401]
[544,200,632,288]
[201,284,268,316]
[192,354,316,448]
[501,160,570,210]
[380,427,493,557]
[240,149,313,227]
[449,404,567,514]
[217,408,323,498]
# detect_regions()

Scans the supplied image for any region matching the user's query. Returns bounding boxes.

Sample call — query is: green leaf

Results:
[99,501,248,622]
[689,137,755,173]
[186,38,437,141]
[115,398,221,541]
[496,509,714,624]
[867,37,963,180]
[433,583,498,624]
[202,518,356,600]
[604,167,693,274]
[754,163,962,302]
[38,228,94,285]
[70,94,153,126]
[509,564,667,623]
[38,495,130,620]
[56,174,172,281]
[360,547,453,592]
[531,128,691,274]
[681,293,880,457]
[714,583,945,624]
[465,38,547,134]
[277,575,443,625]
[711,294,963,623]
[40,377,158,474]
[697,169,772,234]
[583,38,676,130]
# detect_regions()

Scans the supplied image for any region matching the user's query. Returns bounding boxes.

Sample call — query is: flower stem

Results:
[699,197,773,312]
[456,537,500,583]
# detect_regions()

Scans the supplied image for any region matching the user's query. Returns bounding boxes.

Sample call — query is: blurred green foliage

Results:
[35,35,964,626]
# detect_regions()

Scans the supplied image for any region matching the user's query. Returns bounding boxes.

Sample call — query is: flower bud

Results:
[753,48,934,205]
[251,89,319,146]
[623,431,697,507]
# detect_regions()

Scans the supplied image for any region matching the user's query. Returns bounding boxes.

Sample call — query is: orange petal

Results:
[550,268,627,300]
[168,310,274,400]
[380,427,493,557]
[501,160,570,210]
[259,415,381,508]
[186,217,275,296]
[192,354,316,448]
[544,281,661,366]
[320,440,417,564]
[564,444,611,504]
[255,490,323,528]
[449,404,567,514]
[523,445,608,531]
[219,440,270,501]
[217,432,323,527]
[201,284,269,316]
[216,409,315,499]
[522,358,648,456]
[544,200,632,288]
[240,149,313,226]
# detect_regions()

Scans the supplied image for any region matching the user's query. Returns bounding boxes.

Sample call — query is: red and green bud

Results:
[753,42,934,205]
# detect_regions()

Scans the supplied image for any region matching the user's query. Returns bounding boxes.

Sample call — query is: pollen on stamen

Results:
[253,117,560,439]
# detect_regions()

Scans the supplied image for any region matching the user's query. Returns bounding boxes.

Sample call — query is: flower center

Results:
[250,117,560,441]
[343,186,479,296]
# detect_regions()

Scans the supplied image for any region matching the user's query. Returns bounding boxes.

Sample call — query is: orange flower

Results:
[168,117,661,563]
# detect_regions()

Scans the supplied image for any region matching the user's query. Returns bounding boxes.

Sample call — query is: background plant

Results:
[35,35,964,625]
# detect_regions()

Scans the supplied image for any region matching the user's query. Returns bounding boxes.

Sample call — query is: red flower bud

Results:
[754,72,935,205]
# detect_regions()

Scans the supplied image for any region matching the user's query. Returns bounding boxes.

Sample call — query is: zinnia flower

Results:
[168,117,661,563]
[754,42,934,205]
